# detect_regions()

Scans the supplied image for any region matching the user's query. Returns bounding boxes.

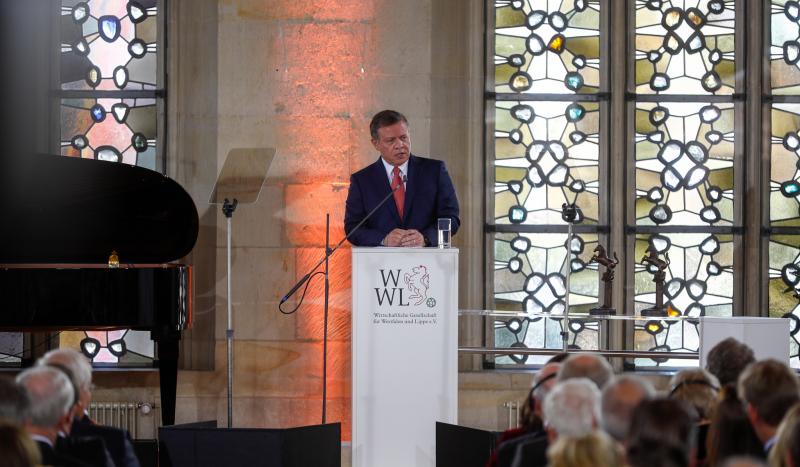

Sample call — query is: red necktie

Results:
[391,166,405,220]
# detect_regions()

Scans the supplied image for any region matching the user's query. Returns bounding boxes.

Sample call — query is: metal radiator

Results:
[88,402,156,439]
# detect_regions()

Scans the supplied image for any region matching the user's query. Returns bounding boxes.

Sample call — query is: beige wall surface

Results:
[94,0,487,440]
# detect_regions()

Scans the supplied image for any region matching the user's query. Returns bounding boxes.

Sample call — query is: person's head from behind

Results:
[706,385,764,466]
[547,430,623,467]
[0,376,30,426]
[601,375,655,442]
[738,359,800,444]
[626,398,696,467]
[706,337,755,387]
[520,361,560,431]
[720,457,767,467]
[0,422,41,467]
[15,366,74,441]
[370,110,410,167]
[558,353,614,389]
[768,403,800,467]
[669,368,720,421]
[543,378,601,442]
[39,348,93,414]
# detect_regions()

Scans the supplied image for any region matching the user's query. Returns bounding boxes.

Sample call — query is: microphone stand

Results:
[279,177,405,424]
[561,203,579,353]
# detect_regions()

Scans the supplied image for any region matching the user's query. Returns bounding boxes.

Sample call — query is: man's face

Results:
[373,121,411,166]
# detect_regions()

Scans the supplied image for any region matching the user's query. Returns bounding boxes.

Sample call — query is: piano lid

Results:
[0,154,199,264]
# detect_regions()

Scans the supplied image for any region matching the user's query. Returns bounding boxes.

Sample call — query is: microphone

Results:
[279,172,407,305]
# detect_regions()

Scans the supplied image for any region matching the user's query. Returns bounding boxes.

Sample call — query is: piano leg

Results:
[155,329,180,426]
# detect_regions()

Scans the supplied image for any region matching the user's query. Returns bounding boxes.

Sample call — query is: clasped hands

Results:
[383,229,425,247]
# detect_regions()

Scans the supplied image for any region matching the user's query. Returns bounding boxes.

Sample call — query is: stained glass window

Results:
[489,0,605,366]
[634,0,736,95]
[57,0,163,366]
[771,1,800,95]
[635,101,735,227]
[59,0,161,171]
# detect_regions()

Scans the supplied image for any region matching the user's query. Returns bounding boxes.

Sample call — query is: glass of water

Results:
[437,218,451,248]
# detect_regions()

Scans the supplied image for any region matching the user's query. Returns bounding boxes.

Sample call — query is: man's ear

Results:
[746,402,759,425]
[58,411,73,435]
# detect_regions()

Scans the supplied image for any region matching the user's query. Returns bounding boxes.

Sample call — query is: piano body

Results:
[0,153,199,426]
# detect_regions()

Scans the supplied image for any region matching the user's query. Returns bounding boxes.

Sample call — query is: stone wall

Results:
[94,0,486,441]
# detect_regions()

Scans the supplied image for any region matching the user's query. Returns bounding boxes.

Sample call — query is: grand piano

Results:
[0,153,199,426]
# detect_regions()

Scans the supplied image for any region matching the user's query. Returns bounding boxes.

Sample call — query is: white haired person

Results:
[40,348,141,467]
[16,366,91,467]
[510,378,601,467]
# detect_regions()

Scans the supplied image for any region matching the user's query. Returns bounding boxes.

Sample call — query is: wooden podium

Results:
[351,247,459,467]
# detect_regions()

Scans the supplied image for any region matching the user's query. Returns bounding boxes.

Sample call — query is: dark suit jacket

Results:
[71,415,141,467]
[36,439,94,467]
[344,155,460,246]
[508,433,548,467]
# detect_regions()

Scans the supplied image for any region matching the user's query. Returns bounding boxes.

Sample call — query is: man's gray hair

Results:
[16,366,74,427]
[40,348,93,392]
[0,376,30,425]
[601,375,655,441]
[543,378,601,437]
[532,362,561,402]
[558,353,614,389]
[719,456,767,467]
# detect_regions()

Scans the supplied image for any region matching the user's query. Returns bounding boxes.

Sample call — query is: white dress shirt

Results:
[380,157,408,188]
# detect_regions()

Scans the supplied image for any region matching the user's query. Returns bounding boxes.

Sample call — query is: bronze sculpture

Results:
[641,247,670,317]
[589,245,619,315]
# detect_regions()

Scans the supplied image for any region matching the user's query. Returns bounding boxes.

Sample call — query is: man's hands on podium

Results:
[383,229,426,247]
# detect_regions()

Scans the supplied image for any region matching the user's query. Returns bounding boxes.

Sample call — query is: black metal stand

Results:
[222,198,237,428]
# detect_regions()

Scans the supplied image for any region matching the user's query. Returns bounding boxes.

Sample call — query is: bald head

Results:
[601,375,655,441]
[533,362,561,401]
[558,354,614,389]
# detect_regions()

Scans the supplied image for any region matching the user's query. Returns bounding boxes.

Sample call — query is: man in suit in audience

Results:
[511,378,601,467]
[738,359,800,454]
[706,337,755,387]
[41,348,141,467]
[16,366,92,467]
[601,375,655,443]
[344,109,460,247]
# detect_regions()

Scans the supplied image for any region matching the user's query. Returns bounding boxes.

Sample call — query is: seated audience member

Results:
[738,359,800,454]
[489,361,561,467]
[768,403,800,467]
[0,375,31,425]
[41,348,140,467]
[0,422,41,467]
[706,338,755,387]
[601,375,655,443]
[627,399,696,467]
[557,354,614,389]
[16,366,91,467]
[706,385,765,466]
[510,378,601,467]
[670,368,720,421]
[546,430,623,467]
[670,368,720,465]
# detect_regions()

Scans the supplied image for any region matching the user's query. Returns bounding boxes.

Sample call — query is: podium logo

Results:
[375,265,431,307]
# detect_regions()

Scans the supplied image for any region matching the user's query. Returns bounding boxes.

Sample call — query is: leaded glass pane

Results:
[634,0,735,95]
[771,0,800,94]
[633,233,733,367]
[494,100,600,225]
[61,97,157,169]
[493,0,601,94]
[635,101,735,226]
[61,0,158,90]
[493,232,600,364]
[768,234,800,368]
[60,330,156,366]
[771,103,800,226]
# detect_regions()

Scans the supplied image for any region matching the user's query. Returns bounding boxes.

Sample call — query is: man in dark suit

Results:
[16,366,93,467]
[345,110,460,247]
[41,348,141,467]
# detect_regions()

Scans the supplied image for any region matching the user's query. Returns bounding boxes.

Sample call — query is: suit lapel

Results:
[372,157,402,225]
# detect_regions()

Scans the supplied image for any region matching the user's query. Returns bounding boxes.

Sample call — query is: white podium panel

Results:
[352,247,458,467]
[699,316,790,366]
